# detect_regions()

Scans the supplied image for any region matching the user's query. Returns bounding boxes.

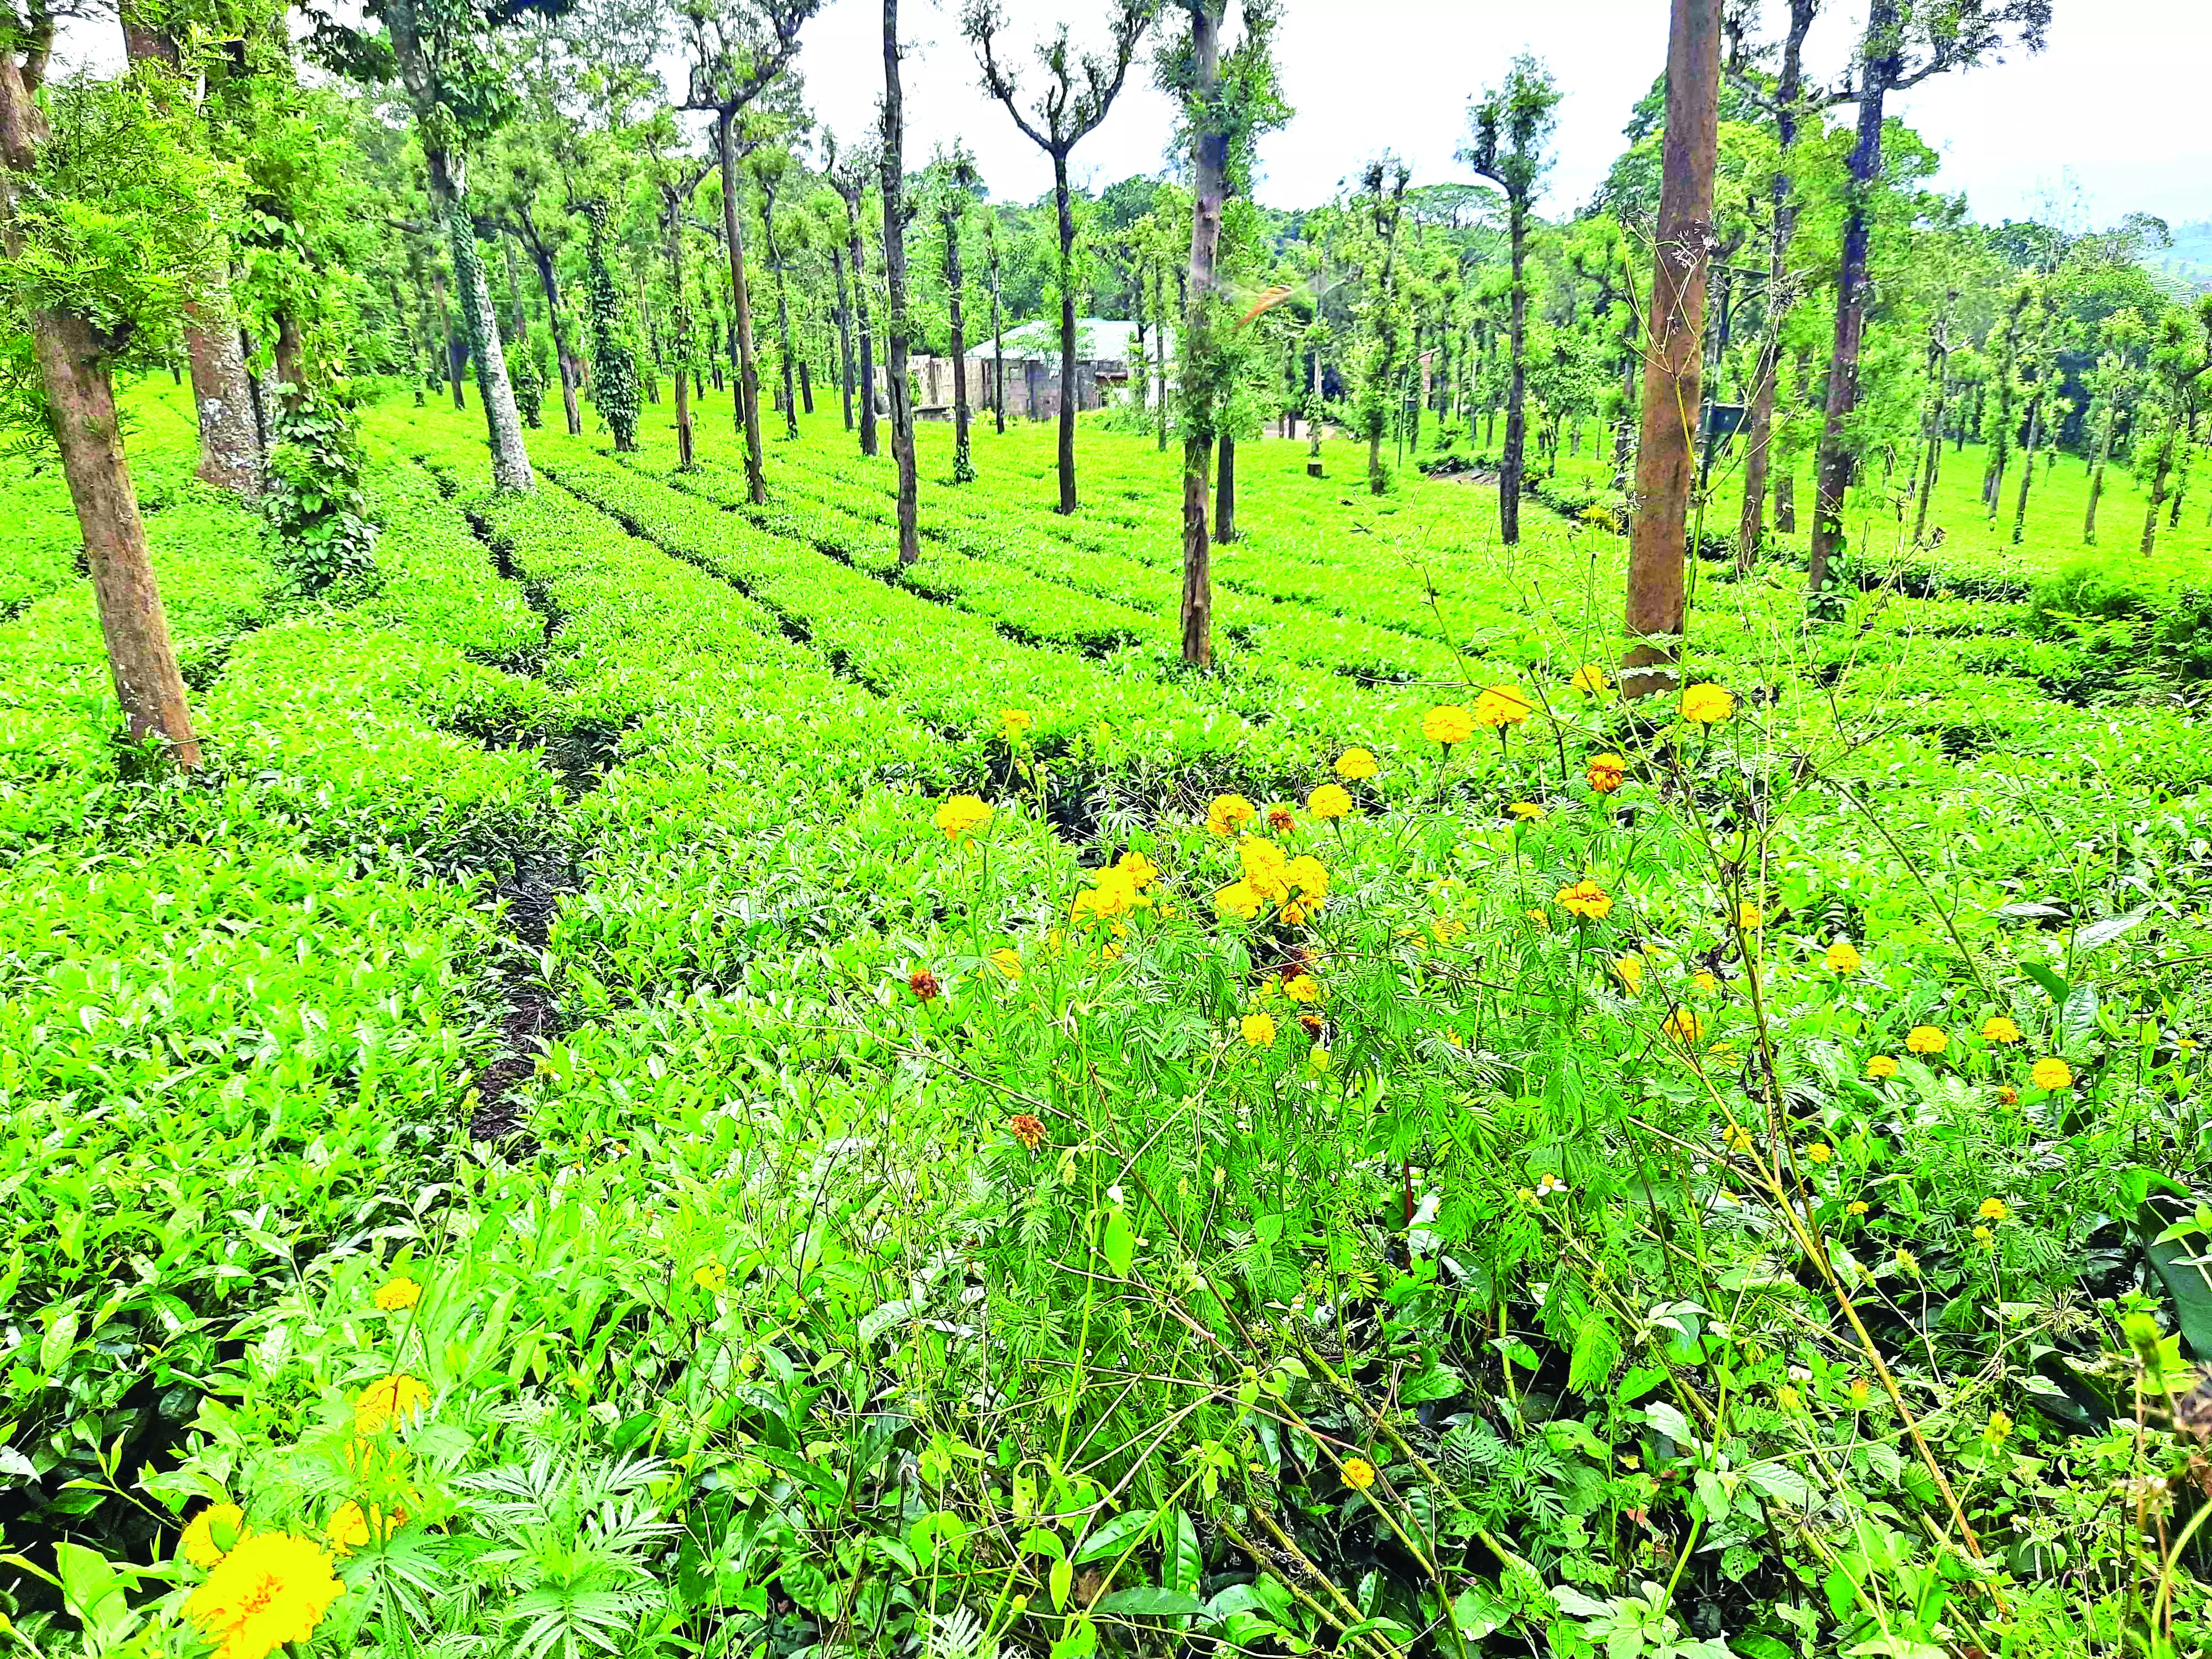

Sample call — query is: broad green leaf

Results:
[1099,1209,1134,1278]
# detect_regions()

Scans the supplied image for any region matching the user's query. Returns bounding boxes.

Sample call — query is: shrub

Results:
[264,390,378,590]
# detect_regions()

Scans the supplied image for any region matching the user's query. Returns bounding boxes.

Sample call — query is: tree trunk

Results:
[989,225,1007,435]
[1179,0,1224,667]
[667,211,696,470]
[529,242,583,437]
[764,180,799,442]
[1623,0,1718,697]
[1807,12,1893,599]
[1154,261,1170,452]
[1734,0,1815,570]
[1214,433,1235,543]
[1913,361,1948,546]
[844,188,878,458]
[1052,151,1079,514]
[2009,395,2041,544]
[1307,347,1323,476]
[2086,409,2116,544]
[800,359,813,414]
[428,150,532,491]
[832,243,856,431]
[945,206,973,483]
[432,265,466,410]
[36,311,203,764]
[120,19,263,500]
[1497,202,1528,545]
[881,0,919,564]
[182,292,263,498]
[716,110,769,503]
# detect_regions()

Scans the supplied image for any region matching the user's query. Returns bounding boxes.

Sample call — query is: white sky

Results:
[51,0,2212,229]
[795,0,2212,227]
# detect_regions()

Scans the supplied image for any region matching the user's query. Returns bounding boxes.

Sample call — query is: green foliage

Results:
[579,201,639,452]
[0,70,241,387]
[264,390,380,590]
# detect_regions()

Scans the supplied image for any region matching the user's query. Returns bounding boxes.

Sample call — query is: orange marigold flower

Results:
[1555,878,1614,920]
[1266,805,1297,834]
[1585,752,1626,794]
[909,969,942,1002]
[1009,1114,1045,1151]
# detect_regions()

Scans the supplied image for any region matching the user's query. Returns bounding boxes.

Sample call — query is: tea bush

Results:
[6,381,2212,1659]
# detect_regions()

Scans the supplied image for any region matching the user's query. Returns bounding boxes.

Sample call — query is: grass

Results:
[4,377,2212,1659]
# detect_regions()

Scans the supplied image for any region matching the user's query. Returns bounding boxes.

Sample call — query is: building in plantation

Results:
[878,319,1173,423]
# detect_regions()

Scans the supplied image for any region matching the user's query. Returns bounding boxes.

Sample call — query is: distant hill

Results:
[2144,218,2212,298]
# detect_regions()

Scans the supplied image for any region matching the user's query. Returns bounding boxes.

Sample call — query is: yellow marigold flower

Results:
[1116,851,1159,890]
[988,947,1022,979]
[1611,953,1644,993]
[1206,793,1256,836]
[1585,752,1626,794]
[1985,1409,2013,1443]
[373,1276,420,1313]
[2031,1057,2073,1089]
[1507,801,1546,821]
[1846,1200,1870,1217]
[354,1374,430,1436]
[1239,834,1292,899]
[1776,1385,1803,1412]
[1905,1025,1948,1055]
[1342,1457,1376,1491]
[1690,971,1718,994]
[1214,880,1262,921]
[1978,1197,2008,1222]
[693,1261,727,1293]
[1284,854,1329,899]
[1807,1142,1832,1165]
[933,793,993,843]
[1525,907,1550,929]
[1679,683,1735,724]
[186,1532,345,1659]
[1555,878,1614,920]
[181,1503,247,1570]
[1865,1055,1899,1079]
[1284,973,1321,1004]
[327,1500,404,1558]
[1723,1123,1753,1153]
[1334,747,1378,780]
[1472,685,1532,730]
[1824,939,1861,973]
[1308,782,1353,820]
[1893,1248,1918,1274]
[1421,704,1475,747]
[1570,663,1610,695]
[1977,1015,2021,1044]
[999,708,1032,738]
[1734,902,1764,930]
[1848,1378,1870,1407]
[1664,1007,1704,1046]
[1972,1224,1993,1245]
[1241,1013,1276,1049]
